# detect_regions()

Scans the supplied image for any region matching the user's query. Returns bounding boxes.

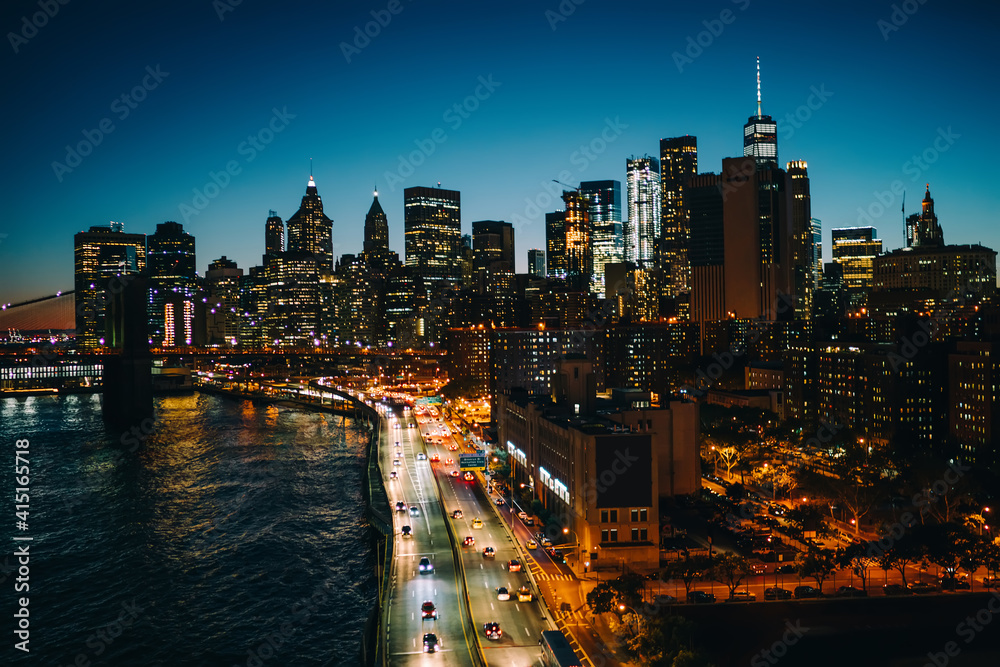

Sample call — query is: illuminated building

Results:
[949,342,999,470]
[404,185,462,296]
[73,223,146,349]
[264,210,284,260]
[580,180,622,298]
[147,221,196,347]
[204,256,243,347]
[545,211,566,279]
[743,57,778,169]
[443,326,491,393]
[659,136,697,299]
[811,218,822,289]
[562,190,592,292]
[264,251,319,348]
[472,220,514,273]
[239,265,267,348]
[163,294,194,348]
[831,227,881,307]
[787,161,814,318]
[286,174,334,276]
[625,156,660,266]
[906,185,944,248]
[528,248,545,278]
[599,322,700,393]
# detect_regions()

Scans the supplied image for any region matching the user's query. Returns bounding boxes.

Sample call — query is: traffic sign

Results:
[459,454,486,470]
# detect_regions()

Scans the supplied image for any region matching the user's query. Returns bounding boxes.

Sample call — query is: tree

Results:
[623,614,716,667]
[784,504,831,541]
[919,522,975,577]
[711,553,751,598]
[665,554,711,597]
[586,582,619,614]
[878,532,924,588]
[797,547,837,592]
[837,541,875,592]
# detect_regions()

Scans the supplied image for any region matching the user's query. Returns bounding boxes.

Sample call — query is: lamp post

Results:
[617,604,638,637]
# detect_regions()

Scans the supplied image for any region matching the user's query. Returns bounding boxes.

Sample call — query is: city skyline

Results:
[3,0,998,305]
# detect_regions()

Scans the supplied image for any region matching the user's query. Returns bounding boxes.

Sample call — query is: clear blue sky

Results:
[1,0,997,304]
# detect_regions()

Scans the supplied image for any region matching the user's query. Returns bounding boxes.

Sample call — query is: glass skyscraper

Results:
[147,221,196,347]
[286,175,334,276]
[659,136,697,298]
[625,156,660,267]
[743,58,778,169]
[580,180,622,298]
[404,185,461,296]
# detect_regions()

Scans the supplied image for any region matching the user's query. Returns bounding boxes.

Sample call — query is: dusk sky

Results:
[2,0,997,305]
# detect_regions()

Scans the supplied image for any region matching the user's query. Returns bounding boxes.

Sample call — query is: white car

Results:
[417,452,427,460]
[496,586,510,601]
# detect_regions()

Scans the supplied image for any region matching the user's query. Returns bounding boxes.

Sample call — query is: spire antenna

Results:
[310,157,313,178]
[756,56,762,117]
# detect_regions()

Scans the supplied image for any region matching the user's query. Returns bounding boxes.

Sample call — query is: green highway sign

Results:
[459,454,487,470]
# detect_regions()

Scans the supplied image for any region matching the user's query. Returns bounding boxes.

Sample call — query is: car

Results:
[653,594,677,606]
[727,591,756,602]
[793,585,821,599]
[495,497,505,506]
[763,587,792,600]
[422,633,439,653]
[687,591,716,604]
[395,440,401,445]
[910,581,937,594]
[541,537,552,547]
[775,564,797,575]
[393,459,401,466]
[835,586,867,597]
[496,586,510,601]
[483,546,495,558]
[472,518,483,529]
[418,557,434,574]
[508,559,522,572]
[546,547,565,563]
[523,517,535,526]
[883,584,913,596]
[484,621,502,640]
[430,454,440,462]
[445,458,454,465]
[448,445,459,451]
[526,539,538,549]
[517,586,533,602]
[452,509,464,519]
[449,470,459,477]
[421,601,437,620]
[517,511,528,521]
[464,472,475,481]
[395,501,407,512]
[983,577,1000,589]
[409,506,420,517]
[401,525,412,537]
[940,575,970,591]
[463,536,475,547]
[417,452,427,460]
[389,471,397,480]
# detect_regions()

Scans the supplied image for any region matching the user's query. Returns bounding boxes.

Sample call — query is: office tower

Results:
[743,58,778,169]
[528,248,545,278]
[545,211,567,278]
[239,266,267,348]
[688,157,793,323]
[659,136,697,298]
[626,156,661,267]
[74,223,146,349]
[905,184,944,248]
[472,220,515,272]
[562,190,593,291]
[831,227,882,300]
[580,180,622,298]
[364,189,390,254]
[285,174,334,276]
[264,251,319,348]
[204,256,243,346]
[358,190,402,345]
[404,185,462,296]
[147,221,196,347]
[264,210,284,261]
[811,218,823,289]
[787,161,814,318]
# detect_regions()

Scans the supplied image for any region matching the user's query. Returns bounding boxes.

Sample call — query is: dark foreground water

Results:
[1,392,376,666]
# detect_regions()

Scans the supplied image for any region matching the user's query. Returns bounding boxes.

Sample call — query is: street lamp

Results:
[617,604,638,636]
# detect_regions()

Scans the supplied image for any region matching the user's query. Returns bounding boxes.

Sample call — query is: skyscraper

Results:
[743,58,778,169]
[265,251,319,348]
[147,221,196,347]
[404,185,462,296]
[363,189,391,255]
[811,218,823,289]
[471,220,515,272]
[286,174,334,276]
[204,256,243,346]
[905,184,944,248]
[528,248,545,278]
[545,211,566,279]
[787,160,814,318]
[625,156,661,266]
[659,136,697,298]
[831,227,882,307]
[264,210,284,261]
[563,190,592,291]
[74,223,146,349]
[580,180,622,298]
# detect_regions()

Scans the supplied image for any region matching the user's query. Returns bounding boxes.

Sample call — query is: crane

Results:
[552,179,580,192]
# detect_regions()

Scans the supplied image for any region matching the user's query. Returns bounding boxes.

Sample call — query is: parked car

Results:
[793,585,821,599]
[883,584,913,596]
[775,564,797,575]
[763,587,792,600]
[940,575,970,591]
[727,591,757,602]
[687,591,716,604]
[835,586,867,598]
[653,594,677,606]
[983,577,1000,589]
[910,581,938,595]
